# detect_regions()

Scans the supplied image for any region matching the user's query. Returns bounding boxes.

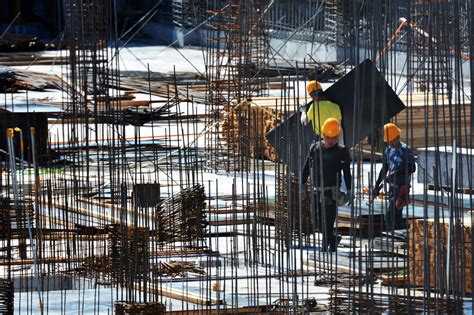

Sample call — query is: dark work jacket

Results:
[301,141,352,189]
[375,142,416,187]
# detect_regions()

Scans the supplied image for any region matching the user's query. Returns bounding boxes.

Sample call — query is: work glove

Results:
[300,110,308,126]
[395,185,410,208]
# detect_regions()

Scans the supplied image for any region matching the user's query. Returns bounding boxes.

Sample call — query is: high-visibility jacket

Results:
[307,100,342,136]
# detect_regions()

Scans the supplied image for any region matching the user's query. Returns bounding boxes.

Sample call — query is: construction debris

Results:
[0,69,62,93]
[154,260,206,277]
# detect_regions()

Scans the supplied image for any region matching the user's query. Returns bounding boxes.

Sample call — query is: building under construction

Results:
[0,0,472,314]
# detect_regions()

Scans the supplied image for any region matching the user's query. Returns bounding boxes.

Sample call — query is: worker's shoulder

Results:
[385,142,413,155]
[319,100,342,117]
[400,142,415,157]
[336,143,349,152]
[397,142,414,154]
[310,140,322,150]
[400,142,412,149]
[319,100,340,107]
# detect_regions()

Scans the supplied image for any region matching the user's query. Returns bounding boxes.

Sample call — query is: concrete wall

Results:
[417,146,474,189]
[141,23,206,47]
[269,38,341,62]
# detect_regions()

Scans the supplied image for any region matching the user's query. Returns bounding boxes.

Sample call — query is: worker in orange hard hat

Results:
[383,123,401,142]
[301,80,344,145]
[301,118,352,252]
[306,80,322,95]
[373,122,416,231]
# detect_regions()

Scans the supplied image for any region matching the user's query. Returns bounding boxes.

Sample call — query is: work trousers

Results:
[385,186,404,231]
[314,190,337,250]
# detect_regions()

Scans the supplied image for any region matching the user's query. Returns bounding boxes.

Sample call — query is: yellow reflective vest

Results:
[307,100,342,136]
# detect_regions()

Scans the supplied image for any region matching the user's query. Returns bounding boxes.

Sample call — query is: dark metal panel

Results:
[266,110,316,175]
[324,58,406,148]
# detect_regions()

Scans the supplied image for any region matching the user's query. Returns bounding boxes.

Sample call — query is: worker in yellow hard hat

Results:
[301,80,344,145]
[300,118,352,252]
[372,122,416,231]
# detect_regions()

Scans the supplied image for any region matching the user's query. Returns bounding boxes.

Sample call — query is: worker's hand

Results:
[345,190,353,206]
[300,110,308,126]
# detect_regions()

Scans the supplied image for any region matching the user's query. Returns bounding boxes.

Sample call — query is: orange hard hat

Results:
[322,118,341,137]
[383,123,401,142]
[307,80,322,95]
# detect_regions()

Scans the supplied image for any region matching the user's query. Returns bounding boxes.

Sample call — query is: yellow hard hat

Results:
[322,118,341,137]
[383,123,401,142]
[307,80,322,95]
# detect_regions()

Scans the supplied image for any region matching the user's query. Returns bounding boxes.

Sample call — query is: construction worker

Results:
[373,123,416,231]
[301,118,352,252]
[301,80,344,145]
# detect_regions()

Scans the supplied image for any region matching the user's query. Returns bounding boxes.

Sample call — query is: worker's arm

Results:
[301,143,314,185]
[300,101,313,126]
[371,160,388,198]
[403,145,416,174]
[301,110,308,126]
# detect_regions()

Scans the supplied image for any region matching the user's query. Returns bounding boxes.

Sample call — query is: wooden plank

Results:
[134,282,224,306]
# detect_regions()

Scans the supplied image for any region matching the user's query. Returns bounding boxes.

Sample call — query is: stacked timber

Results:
[395,93,472,151]
[221,99,289,161]
[155,185,207,246]
[409,218,472,293]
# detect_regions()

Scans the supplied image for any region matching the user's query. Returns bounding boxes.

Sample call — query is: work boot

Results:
[329,235,342,252]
